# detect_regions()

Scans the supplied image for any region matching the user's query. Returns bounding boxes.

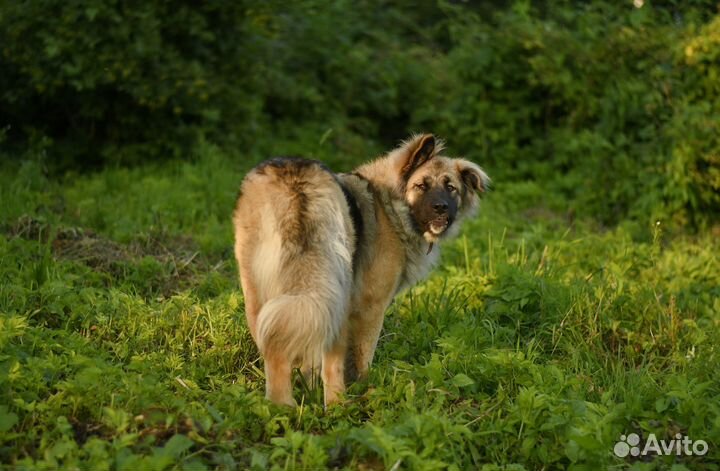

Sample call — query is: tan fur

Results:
[233,135,489,406]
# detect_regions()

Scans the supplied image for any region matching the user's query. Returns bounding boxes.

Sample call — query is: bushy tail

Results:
[255,291,341,369]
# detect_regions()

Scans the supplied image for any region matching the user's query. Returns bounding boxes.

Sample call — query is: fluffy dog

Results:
[233,134,489,405]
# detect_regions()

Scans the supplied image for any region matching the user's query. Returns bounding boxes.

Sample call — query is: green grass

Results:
[1,141,719,470]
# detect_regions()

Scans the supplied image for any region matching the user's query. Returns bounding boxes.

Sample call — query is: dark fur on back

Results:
[251,158,333,250]
[250,157,363,258]
[338,181,364,270]
[253,156,332,176]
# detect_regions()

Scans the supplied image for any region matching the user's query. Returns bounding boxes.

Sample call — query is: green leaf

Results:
[655,397,670,413]
[0,406,18,433]
[564,439,581,463]
[450,373,475,388]
[160,434,194,457]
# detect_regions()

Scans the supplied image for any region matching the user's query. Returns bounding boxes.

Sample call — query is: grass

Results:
[0,139,719,470]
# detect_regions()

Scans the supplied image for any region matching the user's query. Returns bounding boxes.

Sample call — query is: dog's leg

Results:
[349,301,388,380]
[264,351,296,406]
[239,272,261,343]
[322,326,348,405]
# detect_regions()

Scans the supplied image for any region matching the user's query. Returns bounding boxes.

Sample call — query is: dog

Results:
[233,134,489,406]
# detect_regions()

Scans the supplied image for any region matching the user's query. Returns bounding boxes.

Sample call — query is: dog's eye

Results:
[414,183,428,191]
[446,184,456,192]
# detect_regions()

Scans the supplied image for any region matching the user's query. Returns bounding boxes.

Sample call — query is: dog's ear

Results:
[456,159,490,194]
[400,134,436,178]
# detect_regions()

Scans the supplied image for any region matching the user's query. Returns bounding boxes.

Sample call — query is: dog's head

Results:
[392,134,490,242]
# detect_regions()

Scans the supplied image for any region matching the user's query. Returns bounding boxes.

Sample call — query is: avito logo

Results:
[614,433,708,458]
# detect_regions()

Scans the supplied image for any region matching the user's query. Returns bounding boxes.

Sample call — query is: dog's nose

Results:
[433,202,448,214]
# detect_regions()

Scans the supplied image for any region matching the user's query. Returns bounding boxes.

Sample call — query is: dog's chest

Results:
[397,242,439,292]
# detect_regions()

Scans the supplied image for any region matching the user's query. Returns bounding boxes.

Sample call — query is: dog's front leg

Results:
[348,299,390,380]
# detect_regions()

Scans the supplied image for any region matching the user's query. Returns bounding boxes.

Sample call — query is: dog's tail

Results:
[255,291,340,369]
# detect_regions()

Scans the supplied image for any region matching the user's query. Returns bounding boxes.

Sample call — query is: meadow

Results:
[1,136,718,470]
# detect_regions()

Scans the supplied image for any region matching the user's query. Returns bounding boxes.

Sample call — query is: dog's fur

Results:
[233,134,489,406]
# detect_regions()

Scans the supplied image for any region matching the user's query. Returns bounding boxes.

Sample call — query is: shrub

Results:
[0,2,270,166]
[428,2,719,228]
[0,1,445,168]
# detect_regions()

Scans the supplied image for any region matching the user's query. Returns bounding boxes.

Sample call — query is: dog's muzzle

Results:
[429,215,451,235]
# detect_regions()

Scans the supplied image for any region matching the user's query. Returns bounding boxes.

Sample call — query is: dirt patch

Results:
[10,216,132,270]
[6,215,223,297]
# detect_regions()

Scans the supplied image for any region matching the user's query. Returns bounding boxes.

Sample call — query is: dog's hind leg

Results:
[264,350,296,407]
[239,271,261,343]
[322,325,348,406]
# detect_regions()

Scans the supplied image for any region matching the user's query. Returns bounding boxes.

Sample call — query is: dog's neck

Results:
[346,167,440,290]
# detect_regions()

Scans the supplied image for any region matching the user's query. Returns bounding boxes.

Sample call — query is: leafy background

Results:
[1,1,719,469]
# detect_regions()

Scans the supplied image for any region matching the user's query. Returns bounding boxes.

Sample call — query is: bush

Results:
[428,2,719,228]
[0,2,268,166]
[0,1,445,168]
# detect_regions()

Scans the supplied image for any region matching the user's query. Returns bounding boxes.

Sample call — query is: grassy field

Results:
[1,141,719,470]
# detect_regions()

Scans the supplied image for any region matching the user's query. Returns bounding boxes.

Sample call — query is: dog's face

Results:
[397,134,489,242]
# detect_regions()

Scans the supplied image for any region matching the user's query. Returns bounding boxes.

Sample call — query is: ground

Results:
[1,143,718,470]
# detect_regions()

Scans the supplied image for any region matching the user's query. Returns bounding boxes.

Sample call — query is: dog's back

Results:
[233,158,355,393]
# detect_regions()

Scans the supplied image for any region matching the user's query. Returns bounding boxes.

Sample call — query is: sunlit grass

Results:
[1,143,718,469]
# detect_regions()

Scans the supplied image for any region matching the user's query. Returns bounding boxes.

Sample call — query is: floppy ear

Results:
[400,134,436,178]
[456,159,490,194]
